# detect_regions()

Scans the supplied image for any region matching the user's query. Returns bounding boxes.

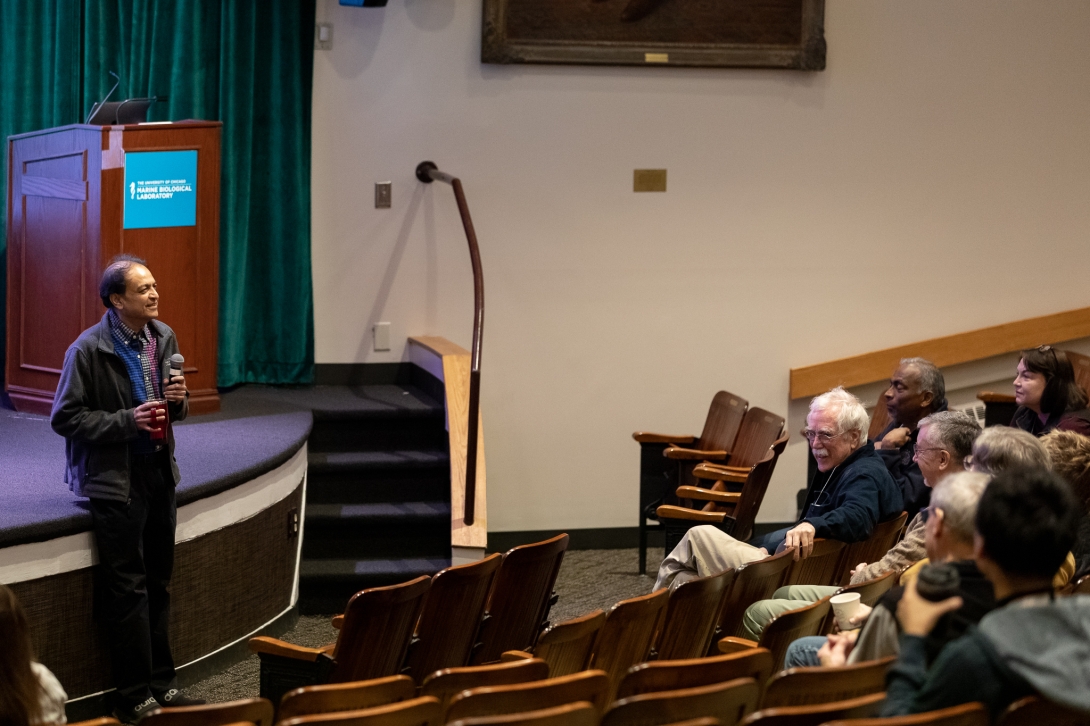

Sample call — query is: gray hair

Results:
[918,410,980,463]
[900,357,947,411]
[971,426,1051,474]
[810,387,869,445]
[930,471,991,543]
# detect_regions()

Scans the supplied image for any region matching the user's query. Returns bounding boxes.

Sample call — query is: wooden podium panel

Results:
[6,122,221,414]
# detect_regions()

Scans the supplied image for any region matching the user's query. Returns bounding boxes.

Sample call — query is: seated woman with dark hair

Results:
[0,585,67,726]
[1010,345,1090,436]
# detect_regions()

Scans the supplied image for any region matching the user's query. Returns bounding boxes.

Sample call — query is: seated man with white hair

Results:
[654,387,903,591]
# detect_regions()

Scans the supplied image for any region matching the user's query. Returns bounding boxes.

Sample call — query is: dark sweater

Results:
[799,442,904,543]
[1010,405,1090,437]
[873,420,931,523]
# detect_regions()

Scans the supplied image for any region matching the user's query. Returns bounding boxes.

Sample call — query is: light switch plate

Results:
[373,322,391,351]
[315,23,333,51]
[375,181,392,208]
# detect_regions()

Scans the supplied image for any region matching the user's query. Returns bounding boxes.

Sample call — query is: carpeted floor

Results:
[185,547,664,702]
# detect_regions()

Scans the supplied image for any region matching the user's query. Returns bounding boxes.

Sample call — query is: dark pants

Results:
[89,451,178,708]
[748,525,792,553]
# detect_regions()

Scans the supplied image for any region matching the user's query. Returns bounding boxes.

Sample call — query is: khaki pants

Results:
[654,525,768,591]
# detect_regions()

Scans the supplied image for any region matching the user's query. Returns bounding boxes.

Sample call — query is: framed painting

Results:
[482,0,825,70]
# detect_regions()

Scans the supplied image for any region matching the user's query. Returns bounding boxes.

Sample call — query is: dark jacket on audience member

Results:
[876,559,996,664]
[874,410,946,522]
[883,593,1090,720]
[50,313,187,501]
[1010,405,1090,437]
[799,442,903,543]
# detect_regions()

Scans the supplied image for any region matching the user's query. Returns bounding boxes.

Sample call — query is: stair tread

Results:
[309,450,449,469]
[301,558,451,577]
[265,384,444,418]
[307,502,451,519]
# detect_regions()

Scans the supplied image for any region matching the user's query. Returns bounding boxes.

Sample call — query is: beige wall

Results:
[310,0,1090,531]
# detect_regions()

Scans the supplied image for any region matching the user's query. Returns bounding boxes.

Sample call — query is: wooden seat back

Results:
[868,388,892,441]
[617,649,774,701]
[142,699,274,726]
[698,391,751,454]
[1064,350,1090,400]
[655,569,737,661]
[446,701,598,726]
[420,658,549,713]
[445,670,610,723]
[330,576,432,683]
[600,677,760,726]
[531,609,605,677]
[278,676,416,722]
[67,720,122,726]
[820,571,898,634]
[820,701,989,726]
[785,538,845,587]
[277,696,442,726]
[403,553,503,681]
[727,408,786,469]
[472,535,569,664]
[745,597,832,672]
[760,657,895,709]
[739,692,886,726]
[591,588,669,701]
[715,548,795,642]
[997,695,1090,726]
[726,435,789,543]
[835,512,909,586]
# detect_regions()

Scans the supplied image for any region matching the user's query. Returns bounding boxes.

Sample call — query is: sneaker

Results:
[156,689,206,707]
[113,696,161,724]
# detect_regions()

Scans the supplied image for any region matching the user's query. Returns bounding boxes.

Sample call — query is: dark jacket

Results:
[799,442,904,543]
[1010,405,1090,437]
[874,421,930,522]
[876,559,996,664]
[884,594,1090,720]
[50,313,188,501]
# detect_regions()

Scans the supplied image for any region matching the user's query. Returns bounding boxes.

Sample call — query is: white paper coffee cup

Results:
[831,592,862,631]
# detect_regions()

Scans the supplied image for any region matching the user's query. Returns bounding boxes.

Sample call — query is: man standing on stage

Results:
[51,255,204,722]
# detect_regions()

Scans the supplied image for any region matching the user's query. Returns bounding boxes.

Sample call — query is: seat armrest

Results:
[718,637,758,654]
[663,446,728,460]
[675,486,741,504]
[500,650,534,662]
[656,505,726,523]
[248,636,326,662]
[331,614,344,629]
[633,432,697,444]
[977,391,1016,403]
[692,465,748,483]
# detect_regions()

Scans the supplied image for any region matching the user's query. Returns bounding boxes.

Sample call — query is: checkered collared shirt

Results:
[108,310,161,404]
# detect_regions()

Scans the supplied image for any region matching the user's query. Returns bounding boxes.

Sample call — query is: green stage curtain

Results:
[0,1,83,386]
[2,0,316,388]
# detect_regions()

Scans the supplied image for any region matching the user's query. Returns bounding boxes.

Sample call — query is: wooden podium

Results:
[6,122,221,414]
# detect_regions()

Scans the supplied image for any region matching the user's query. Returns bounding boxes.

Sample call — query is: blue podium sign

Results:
[123,151,198,229]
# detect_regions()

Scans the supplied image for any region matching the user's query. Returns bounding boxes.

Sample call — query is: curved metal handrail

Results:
[416,161,483,526]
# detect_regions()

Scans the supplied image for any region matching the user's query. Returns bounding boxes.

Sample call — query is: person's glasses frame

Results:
[800,427,848,445]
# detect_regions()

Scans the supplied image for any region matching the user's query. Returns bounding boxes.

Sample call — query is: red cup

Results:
[149,400,169,441]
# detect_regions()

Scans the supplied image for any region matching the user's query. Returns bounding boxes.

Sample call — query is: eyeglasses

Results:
[800,428,847,444]
[912,444,946,457]
[920,504,939,523]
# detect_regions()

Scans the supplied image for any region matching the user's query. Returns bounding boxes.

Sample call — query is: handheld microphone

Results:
[169,354,184,380]
[85,71,121,124]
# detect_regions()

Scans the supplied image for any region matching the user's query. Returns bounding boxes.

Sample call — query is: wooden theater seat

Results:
[617,649,775,702]
[249,576,431,705]
[419,658,550,713]
[446,701,599,726]
[784,539,846,588]
[997,695,1090,726]
[277,676,416,722]
[276,696,442,726]
[759,657,895,709]
[502,609,605,677]
[818,571,897,634]
[141,698,274,726]
[444,670,611,723]
[654,569,737,661]
[719,597,832,671]
[834,512,909,586]
[67,719,123,726]
[819,701,989,726]
[739,692,886,726]
[586,588,670,702]
[600,678,760,726]
[402,553,503,681]
[471,535,569,664]
[713,548,796,646]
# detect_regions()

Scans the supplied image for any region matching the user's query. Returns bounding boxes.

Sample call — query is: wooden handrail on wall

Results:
[408,336,487,556]
[789,305,1090,400]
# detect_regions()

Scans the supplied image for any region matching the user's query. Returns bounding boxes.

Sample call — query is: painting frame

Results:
[481,0,826,71]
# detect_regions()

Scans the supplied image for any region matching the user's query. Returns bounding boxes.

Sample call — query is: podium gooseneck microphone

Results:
[85,71,122,124]
[416,161,484,526]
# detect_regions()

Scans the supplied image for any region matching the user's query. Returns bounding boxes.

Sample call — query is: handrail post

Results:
[416,161,483,526]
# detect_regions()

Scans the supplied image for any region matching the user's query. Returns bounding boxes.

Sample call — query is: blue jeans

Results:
[748,526,792,553]
[783,635,827,668]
